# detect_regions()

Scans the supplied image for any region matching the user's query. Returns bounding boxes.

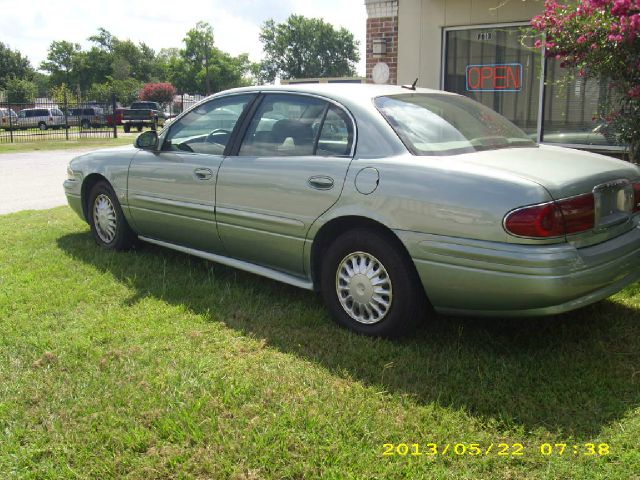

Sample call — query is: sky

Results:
[0,0,367,75]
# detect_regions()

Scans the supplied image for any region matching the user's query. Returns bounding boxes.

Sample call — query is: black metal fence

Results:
[0,95,119,143]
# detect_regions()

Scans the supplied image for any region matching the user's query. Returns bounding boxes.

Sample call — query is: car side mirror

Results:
[135,130,158,150]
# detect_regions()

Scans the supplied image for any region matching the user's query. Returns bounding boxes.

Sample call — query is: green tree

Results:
[110,78,142,105]
[258,15,360,83]
[49,83,74,105]
[40,40,82,89]
[88,27,115,52]
[32,72,50,97]
[86,78,141,105]
[183,21,216,94]
[83,46,113,87]
[180,21,254,94]
[6,78,37,103]
[0,42,34,88]
[86,82,112,103]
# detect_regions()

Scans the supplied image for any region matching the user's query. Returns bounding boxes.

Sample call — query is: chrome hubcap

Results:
[336,251,393,324]
[93,194,117,243]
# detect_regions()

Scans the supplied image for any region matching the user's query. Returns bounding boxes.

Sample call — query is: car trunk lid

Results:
[457,145,640,246]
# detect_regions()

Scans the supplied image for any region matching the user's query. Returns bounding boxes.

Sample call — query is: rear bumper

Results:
[396,224,640,317]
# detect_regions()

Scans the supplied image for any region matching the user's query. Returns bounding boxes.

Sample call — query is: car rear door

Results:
[126,93,257,253]
[215,93,356,275]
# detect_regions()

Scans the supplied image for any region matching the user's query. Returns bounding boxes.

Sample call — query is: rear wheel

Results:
[38,122,47,131]
[320,228,427,337]
[137,125,143,132]
[81,119,91,129]
[88,181,136,250]
[123,124,131,133]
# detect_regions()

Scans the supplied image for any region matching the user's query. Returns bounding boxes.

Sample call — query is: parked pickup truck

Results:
[122,101,166,133]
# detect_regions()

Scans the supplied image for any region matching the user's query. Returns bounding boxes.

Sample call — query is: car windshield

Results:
[375,93,536,155]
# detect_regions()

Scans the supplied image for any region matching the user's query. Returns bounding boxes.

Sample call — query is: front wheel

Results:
[320,229,427,337]
[38,122,47,131]
[123,124,131,133]
[88,181,137,250]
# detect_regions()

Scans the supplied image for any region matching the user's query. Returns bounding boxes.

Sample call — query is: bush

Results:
[531,0,640,162]
[140,82,176,108]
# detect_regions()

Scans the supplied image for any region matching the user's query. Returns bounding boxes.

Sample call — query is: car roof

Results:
[212,83,456,107]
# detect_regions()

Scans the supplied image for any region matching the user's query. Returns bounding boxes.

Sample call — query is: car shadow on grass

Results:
[57,232,640,439]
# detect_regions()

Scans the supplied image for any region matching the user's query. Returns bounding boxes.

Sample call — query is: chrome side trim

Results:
[128,205,216,224]
[138,236,314,290]
[131,194,215,213]
[216,207,306,229]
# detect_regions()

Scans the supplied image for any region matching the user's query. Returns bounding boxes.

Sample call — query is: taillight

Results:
[633,182,640,213]
[504,193,595,238]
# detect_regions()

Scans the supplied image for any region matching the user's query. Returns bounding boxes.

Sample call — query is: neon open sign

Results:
[466,63,523,92]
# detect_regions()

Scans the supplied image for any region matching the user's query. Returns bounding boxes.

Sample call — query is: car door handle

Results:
[308,175,334,190]
[194,168,214,181]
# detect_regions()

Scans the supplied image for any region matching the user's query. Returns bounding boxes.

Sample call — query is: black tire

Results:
[137,125,143,132]
[81,119,91,129]
[38,122,47,131]
[123,124,131,133]
[87,181,137,250]
[320,228,427,337]
[151,118,157,131]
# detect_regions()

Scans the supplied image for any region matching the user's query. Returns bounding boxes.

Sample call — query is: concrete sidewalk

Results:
[0,148,98,214]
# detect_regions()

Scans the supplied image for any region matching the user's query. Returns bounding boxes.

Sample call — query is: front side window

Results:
[163,94,255,155]
[239,94,327,157]
[376,93,536,156]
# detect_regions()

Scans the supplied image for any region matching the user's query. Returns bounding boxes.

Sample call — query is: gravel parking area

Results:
[0,148,97,214]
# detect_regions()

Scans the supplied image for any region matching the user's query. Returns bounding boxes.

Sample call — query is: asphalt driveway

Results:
[0,148,98,215]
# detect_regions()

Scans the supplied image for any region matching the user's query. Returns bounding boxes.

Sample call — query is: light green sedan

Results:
[63,84,640,336]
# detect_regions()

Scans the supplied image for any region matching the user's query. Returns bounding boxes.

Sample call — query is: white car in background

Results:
[17,107,66,130]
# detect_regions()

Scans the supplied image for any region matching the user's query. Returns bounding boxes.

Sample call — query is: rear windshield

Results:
[131,102,157,109]
[375,93,536,156]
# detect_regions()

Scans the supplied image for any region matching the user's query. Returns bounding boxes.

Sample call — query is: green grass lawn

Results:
[0,136,135,154]
[1,207,639,479]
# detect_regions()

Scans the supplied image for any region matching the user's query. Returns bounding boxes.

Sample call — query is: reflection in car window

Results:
[239,94,327,157]
[163,94,254,155]
[375,94,536,156]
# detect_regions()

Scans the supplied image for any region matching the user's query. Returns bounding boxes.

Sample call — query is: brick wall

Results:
[366,16,399,84]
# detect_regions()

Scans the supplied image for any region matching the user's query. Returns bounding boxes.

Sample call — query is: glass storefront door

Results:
[443,24,620,148]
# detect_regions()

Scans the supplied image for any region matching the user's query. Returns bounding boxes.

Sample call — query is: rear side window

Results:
[317,106,353,156]
[239,94,353,157]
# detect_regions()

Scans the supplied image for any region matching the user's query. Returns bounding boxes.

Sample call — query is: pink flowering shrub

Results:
[531,0,640,161]
[139,83,177,108]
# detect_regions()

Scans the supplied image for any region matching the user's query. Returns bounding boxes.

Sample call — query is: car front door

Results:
[126,93,257,253]
[216,93,356,275]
